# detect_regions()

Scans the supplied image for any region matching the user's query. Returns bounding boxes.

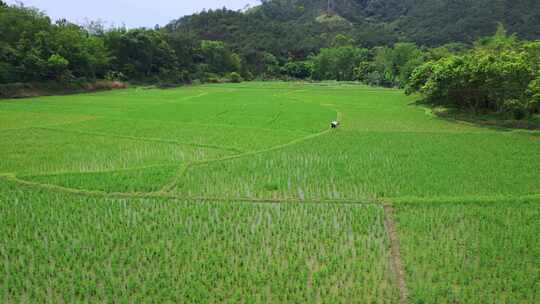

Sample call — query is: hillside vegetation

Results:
[171,0,540,48]
[2,0,540,87]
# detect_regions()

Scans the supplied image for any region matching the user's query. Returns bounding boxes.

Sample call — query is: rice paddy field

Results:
[1,82,539,303]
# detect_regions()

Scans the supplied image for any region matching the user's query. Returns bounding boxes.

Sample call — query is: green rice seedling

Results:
[394,198,540,304]
[0,180,398,303]
[123,87,334,133]
[0,86,209,117]
[4,81,536,199]
[20,165,179,193]
[45,118,306,153]
[1,81,539,303]
[0,110,95,131]
[174,130,540,200]
[0,128,230,175]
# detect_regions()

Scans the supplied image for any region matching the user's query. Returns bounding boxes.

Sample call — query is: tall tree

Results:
[104,29,177,80]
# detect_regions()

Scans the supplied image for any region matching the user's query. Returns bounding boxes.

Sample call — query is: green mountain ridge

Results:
[167,0,540,51]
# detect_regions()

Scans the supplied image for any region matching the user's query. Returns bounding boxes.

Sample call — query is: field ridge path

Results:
[19,163,176,178]
[36,126,244,153]
[0,116,99,133]
[159,127,334,193]
[0,174,378,206]
[382,202,409,304]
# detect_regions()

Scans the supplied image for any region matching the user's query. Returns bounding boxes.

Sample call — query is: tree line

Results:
[407,26,540,119]
[0,2,466,85]
[0,3,244,85]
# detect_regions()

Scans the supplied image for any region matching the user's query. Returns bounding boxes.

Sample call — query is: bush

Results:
[199,73,221,83]
[207,76,221,83]
[527,76,540,114]
[243,71,254,81]
[105,71,127,81]
[228,72,243,83]
[364,71,387,87]
[503,99,528,120]
[0,83,31,98]
[282,61,312,79]
[405,61,434,95]
[47,54,70,81]
[0,81,126,99]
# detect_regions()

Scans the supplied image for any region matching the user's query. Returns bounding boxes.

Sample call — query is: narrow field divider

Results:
[190,128,332,166]
[36,126,244,153]
[382,201,410,304]
[391,193,540,205]
[18,163,176,178]
[0,174,378,206]
[159,127,334,193]
[0,116,99,133]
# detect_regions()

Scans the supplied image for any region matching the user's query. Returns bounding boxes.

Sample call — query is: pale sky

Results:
[6,0,261,28]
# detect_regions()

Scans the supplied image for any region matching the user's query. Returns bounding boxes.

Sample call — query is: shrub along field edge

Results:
[0,80,127,99]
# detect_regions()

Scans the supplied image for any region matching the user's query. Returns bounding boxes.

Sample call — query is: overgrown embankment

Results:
[0,81,127,99]
[428,106,540,130]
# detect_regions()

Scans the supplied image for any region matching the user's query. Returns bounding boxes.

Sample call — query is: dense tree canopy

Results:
[0,3,109,83]
[311,44,368,81]
[407,30,540,118]
[167,0,540,64]
[104,28,178,81]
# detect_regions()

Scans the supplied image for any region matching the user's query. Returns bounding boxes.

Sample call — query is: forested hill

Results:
[167,0,540,54]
